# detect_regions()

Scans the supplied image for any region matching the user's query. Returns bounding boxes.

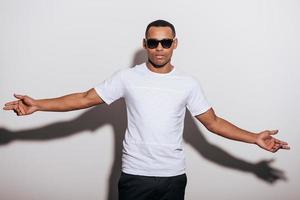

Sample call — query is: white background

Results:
[0,0,299,199]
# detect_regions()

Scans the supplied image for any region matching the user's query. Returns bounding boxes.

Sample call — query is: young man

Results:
[3,20,290,200]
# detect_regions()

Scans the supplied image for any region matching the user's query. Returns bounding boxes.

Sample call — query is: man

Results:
[3,20,290,200]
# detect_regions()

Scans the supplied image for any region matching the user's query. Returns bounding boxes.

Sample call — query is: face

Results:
[143,26,177,68]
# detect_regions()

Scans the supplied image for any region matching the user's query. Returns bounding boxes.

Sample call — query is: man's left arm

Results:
[196,108,290,153]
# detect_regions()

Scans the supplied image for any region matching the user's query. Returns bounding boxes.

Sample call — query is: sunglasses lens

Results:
[146,39,159,49]
[161,39,173,48]
[146,39,174,49]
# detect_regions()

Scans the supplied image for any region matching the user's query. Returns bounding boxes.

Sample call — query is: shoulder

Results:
[106,64,144,83]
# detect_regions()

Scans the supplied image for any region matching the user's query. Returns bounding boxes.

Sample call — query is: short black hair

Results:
[145,19,176,38]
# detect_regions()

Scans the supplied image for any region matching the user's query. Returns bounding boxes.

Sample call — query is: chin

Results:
[150,59,169,68]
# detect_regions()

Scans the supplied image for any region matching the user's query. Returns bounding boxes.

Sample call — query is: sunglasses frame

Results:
[144,38,175,49]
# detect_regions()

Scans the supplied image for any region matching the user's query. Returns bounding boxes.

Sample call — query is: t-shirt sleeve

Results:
[94,69,125,105]
[186,80,211,116]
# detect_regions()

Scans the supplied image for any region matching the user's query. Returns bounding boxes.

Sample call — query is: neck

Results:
[146,59,173,74]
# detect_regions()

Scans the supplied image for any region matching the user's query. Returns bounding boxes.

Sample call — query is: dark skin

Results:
[3,26,290,153]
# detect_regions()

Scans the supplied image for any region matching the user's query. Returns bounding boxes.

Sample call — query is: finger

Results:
[270,144,279,151]
[14,94,25,100]
[4,100,19,106]
[16,108,24,116]
[275,139,288,145]
[13,109,19,115]
[271,143,290,152]
[18,101,26,115]
[15,107,21,114]
[18,102,26,115]
[272,143,281,149]
[280,145,290,150]
[3,105,14,110]
[270,148,277,153]
[14,109,20,116]
[269,130,278,135]
[271,144,281,152]
[3,105,18,110]
[265,145,275,152]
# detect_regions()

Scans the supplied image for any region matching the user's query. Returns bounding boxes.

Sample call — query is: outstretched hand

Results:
[3,94,38,116]
[256,130,290,153]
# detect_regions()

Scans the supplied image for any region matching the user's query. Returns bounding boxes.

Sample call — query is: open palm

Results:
[256,130,290,152]
[3,94,38,116]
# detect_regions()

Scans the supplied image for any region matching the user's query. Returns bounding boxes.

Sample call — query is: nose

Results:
[156,42,163,51]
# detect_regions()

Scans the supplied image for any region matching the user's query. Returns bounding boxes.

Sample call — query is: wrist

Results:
[253,133,259,145]
[35,99,43,111]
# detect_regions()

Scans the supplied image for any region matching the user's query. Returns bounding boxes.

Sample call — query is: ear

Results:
[143,39,147,49]
[173,38,178,49]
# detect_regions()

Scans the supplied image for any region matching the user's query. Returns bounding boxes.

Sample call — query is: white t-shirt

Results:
[94,63,211,176]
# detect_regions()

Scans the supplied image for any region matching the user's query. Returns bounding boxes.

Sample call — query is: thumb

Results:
[14,94,25,100]
[268,130,278,135]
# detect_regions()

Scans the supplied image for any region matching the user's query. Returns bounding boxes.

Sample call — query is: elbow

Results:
[206,123,216,133]
[81,91,93,108]
[81,90,101,108]
[205,116,220,133]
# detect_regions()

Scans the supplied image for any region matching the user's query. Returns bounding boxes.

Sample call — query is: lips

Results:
[155,55,164,59]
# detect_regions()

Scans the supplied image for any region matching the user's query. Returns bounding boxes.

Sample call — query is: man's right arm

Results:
[3,88,104,116]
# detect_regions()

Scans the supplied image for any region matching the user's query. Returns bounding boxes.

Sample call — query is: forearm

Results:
[197,108,289,152]
[207,117,258,144]
[36,92,91,112]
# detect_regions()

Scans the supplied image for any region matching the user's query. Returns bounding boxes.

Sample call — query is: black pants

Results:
[118,172,187,200]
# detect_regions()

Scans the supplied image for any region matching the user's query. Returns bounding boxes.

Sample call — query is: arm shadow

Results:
[0,48,148,200]
[0,104,287,200]
[0,100,127,200]
[183,110,287,184]
[0,48,287,200]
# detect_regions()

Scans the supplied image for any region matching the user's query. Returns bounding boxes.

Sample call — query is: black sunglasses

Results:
[145,38,174,49]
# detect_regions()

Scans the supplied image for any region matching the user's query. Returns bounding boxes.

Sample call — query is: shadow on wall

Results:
[0,48,287,200]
